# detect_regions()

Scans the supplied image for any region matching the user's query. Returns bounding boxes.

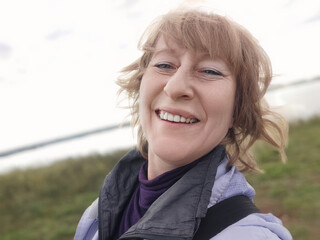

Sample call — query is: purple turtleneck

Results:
[114,159,201,239]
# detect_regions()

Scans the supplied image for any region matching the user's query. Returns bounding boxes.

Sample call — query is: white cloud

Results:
[0,43,12,59]
[0,0,319,171]
[46,29,73,41]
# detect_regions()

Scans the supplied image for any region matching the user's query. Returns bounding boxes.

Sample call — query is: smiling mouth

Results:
[156,110,199,124]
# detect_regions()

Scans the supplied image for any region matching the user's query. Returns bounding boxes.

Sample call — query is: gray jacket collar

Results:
[99,146,226,240]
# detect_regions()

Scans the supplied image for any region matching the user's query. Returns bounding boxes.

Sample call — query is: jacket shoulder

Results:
[74,198,99,240]
[211,213,293,240]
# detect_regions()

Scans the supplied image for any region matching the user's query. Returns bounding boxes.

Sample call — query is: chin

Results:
[150,141,198,166]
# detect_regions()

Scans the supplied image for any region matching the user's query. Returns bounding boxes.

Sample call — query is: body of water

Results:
[0,81,319,174]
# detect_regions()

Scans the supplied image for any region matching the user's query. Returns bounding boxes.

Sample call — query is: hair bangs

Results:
[140,11,243,74]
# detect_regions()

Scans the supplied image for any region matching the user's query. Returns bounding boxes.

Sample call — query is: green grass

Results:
[247,117,320,240]
[0,149,125,240]
[0,118,319,240]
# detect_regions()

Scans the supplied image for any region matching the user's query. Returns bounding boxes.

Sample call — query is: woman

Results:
[75,9,292,240]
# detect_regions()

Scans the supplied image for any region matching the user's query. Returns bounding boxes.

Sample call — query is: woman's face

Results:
[139,36,236,178]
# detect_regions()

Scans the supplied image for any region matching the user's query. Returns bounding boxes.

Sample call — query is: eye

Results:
[202,69,223,76]
[155,63,174,69]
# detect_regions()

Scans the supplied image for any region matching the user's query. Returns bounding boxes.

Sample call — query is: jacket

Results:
[75,146,292,240]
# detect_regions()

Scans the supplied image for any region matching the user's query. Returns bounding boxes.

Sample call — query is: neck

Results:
[147,155,178,180]
[147,149,206,180]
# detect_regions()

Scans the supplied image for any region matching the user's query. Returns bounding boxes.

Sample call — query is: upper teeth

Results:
[158,111,198,123]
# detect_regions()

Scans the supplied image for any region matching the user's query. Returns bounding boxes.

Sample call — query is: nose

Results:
[163,68,194,101]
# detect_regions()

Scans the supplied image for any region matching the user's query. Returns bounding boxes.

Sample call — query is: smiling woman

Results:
[75,9,292,240]
[139,36,236,179]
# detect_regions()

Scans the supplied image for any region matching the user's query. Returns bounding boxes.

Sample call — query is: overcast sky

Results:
[0,0,320,157]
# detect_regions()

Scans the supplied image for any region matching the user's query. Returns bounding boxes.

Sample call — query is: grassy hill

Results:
[0,118,319,240]
[247,117,320,239]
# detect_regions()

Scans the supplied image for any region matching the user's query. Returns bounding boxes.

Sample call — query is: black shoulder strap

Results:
[193,195,259,240]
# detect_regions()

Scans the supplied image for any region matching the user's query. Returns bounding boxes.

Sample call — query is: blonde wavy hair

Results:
[117,9,288,172]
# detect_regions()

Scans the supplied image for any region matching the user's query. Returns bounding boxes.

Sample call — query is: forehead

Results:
[153,35,211,59]
[154,36,183,54]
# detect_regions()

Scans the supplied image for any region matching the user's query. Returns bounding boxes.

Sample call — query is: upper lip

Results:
[155,107,199,120]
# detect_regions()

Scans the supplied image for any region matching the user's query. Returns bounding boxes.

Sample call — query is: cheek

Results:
[205,85,235,126]
[139,74,152,106]
[138,82,148,126]
[139,72,164,107]
[139,81,151,117]
[138,75,156,134]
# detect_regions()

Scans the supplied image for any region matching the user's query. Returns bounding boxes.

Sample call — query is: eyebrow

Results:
[152,45,228,66]
[153,48,177,58]
[154,46,213,59]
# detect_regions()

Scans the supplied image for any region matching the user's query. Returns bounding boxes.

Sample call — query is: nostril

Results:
[163,82,194,100]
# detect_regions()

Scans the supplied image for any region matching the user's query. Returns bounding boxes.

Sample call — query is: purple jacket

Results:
[75,148,292,240]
